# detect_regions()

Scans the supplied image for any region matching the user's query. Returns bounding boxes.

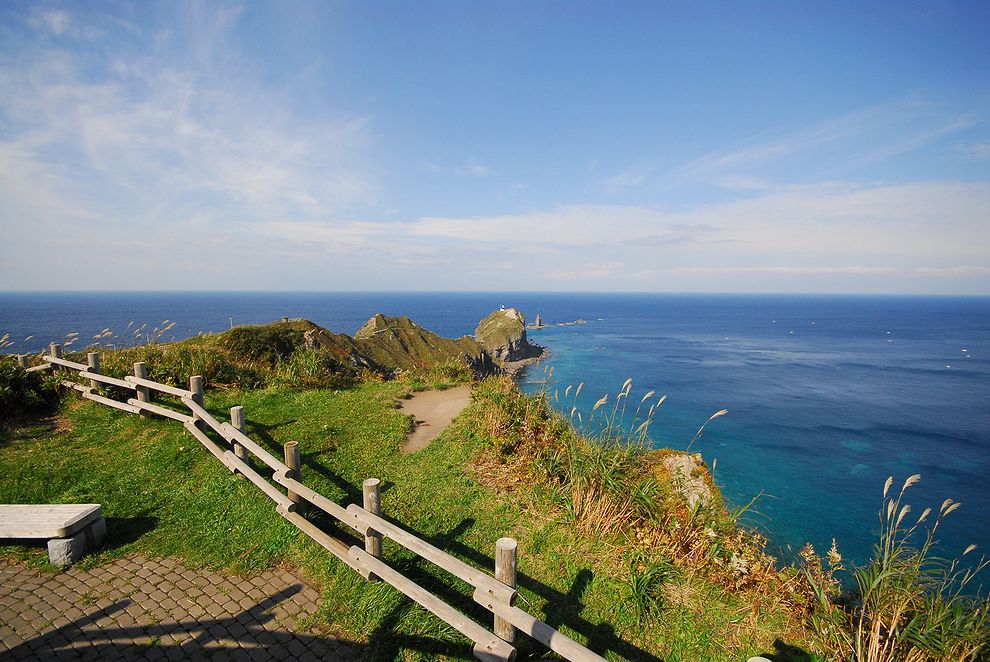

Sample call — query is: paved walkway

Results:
[0,555,362,660]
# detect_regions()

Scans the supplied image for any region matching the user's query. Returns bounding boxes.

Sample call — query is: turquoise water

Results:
[2,291,988,567]
[515,294,990,569]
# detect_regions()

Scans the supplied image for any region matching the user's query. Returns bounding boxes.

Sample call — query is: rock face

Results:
[475,308,543,363]
[296,322,378,370]
[661,452,714,511]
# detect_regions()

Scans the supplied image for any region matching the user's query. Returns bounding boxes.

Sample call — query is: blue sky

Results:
[1,1,988,293]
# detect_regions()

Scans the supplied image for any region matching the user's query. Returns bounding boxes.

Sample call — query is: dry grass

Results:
[569,480,637,534]
[468,374,818,653]
[804,475,990,661]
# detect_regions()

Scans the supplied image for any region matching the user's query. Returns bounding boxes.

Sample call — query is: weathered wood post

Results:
[48,344,62,380]
[16,355,29,369]
[363,478,383,567]
[229,406,249,462]
[283,441,304,512]
[494,537,518,644]
[133,362,151,417]
[86,352,100,390]
[189,375,204,430]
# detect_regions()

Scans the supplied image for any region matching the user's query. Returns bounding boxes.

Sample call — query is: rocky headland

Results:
[253,307,546,380]
[474,307,548,374]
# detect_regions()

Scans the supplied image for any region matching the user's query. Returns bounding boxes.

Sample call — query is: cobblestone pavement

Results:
[0,555,363,660]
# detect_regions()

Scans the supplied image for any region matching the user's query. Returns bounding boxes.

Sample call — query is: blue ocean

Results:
[2,292,988,569]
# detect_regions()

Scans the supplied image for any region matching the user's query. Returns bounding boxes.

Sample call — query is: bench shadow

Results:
[104,515,158,549]
[6,584,368,661]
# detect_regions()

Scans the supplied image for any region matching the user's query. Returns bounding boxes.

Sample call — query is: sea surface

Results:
[2,291,988,569]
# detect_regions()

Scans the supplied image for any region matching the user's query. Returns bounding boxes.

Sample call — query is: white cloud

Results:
[425,158,497,177]
[33,9,71,36]
[235,180,988,291]
[670,266,900,275]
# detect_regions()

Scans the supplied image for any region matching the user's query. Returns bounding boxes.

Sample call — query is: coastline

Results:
[502,345,550,378]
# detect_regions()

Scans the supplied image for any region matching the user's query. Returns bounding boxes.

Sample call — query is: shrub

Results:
[0,359,60,422]
[222,326,304,365]
[97,343,265,390]
[273,348,356,390]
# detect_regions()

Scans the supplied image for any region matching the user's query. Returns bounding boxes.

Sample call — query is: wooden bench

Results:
[0,504,106,565]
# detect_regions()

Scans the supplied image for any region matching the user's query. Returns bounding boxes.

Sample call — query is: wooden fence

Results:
[21,344,607,662]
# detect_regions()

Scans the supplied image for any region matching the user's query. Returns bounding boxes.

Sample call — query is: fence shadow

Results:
[5,584,367,661]
[361,516,663,662]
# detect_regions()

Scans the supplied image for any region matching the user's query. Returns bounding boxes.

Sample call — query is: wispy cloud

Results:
[603,163,656,192]
[670,99,980,186]
[30,9,72,37]
[0,4,374,251]
[425,157,497,177]
[714,174,773,190]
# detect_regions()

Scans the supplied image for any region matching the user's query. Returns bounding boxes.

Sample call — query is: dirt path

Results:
[399,385,473,453]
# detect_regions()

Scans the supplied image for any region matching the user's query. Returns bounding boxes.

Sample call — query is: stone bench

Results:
[0,504,106,565]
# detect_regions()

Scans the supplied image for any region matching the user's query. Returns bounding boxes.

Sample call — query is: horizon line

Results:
[2,290,989,298]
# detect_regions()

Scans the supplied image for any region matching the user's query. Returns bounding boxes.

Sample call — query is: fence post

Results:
[49,343,62,359]
[494,537,518,644]
[284,441,304,512]
[17,355,29,369]
[229,406,249,462]
[134,363,151,417]
[363,478,383,579]
[189,376,204,430]
[86,352,100,390]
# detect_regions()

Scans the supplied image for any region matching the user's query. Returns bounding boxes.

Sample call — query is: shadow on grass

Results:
[0,413,62,451]
[362,517,663,661]
[104,515,158,550]
[761,638,816,662]
[297,452,363,504]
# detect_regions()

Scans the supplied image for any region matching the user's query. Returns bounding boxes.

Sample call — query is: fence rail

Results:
[26,344,606,662]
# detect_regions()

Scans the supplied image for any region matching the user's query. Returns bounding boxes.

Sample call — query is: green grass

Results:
[1,379,807,661]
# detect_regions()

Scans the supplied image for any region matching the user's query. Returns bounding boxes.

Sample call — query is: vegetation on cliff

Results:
[354,314,492,374]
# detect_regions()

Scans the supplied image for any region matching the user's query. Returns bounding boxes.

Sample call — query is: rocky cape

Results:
[475,308,547,367]
[228,307,545,380]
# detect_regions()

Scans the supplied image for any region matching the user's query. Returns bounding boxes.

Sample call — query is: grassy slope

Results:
[0,382,806,661]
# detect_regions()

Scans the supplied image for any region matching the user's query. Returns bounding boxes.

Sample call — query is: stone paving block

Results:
[62,606,84,621]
